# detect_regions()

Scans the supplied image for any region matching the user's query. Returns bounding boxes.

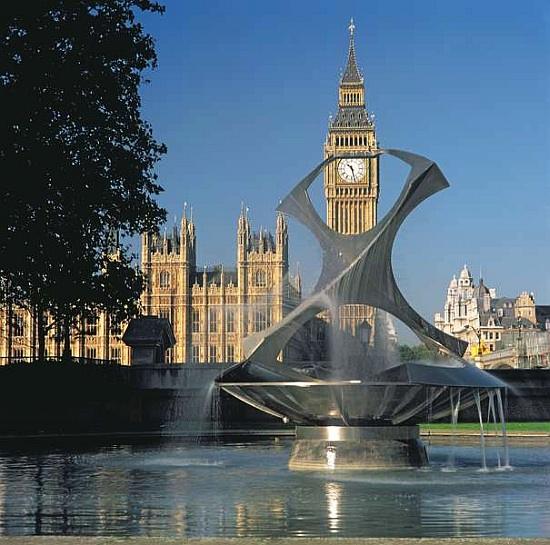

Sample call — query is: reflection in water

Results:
[0,440,547,537]
[421,493,505,537]
[325,482,342,534]
[0,465,5,536]
[326,446,336,470]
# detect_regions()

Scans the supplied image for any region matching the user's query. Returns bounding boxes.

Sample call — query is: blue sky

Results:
[138,0,549,326]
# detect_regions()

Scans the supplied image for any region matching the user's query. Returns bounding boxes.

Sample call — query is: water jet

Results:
[217,149,507,470]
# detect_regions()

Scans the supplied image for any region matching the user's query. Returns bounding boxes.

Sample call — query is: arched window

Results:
[12,348,24,361]
[255,270,267,287]
[209,308,218,333]
[226,309,235,333]
[110,347,121,363]
[85,315,98,336]
[86,347,97,360]
[159,271,170,288]
[110,320,122,336]
[208,345,217,363]
[13,314,25,337]
[226,344,235,362]
[192,309,200,332]
[191,345,200,363]
[254,310,267,332]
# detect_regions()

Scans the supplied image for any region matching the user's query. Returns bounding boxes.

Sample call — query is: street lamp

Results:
[516,320,528,369]
[463,324,483,361]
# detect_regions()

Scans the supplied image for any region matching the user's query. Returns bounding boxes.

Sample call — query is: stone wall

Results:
[0,363,548,436]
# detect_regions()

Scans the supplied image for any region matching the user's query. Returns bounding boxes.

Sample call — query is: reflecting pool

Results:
[0,437,548,538]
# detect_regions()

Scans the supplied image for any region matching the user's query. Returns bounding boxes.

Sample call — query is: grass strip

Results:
[420,422,550,433]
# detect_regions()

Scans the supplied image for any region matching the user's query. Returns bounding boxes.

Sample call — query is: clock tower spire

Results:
[324,19,379,235]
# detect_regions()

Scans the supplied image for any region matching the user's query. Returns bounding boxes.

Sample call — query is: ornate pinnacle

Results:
[341,18,362,84]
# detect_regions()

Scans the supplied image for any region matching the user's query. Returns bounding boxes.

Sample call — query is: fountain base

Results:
[289,425,428,470]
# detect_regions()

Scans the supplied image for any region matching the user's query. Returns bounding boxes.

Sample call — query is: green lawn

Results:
[420,422,550,433]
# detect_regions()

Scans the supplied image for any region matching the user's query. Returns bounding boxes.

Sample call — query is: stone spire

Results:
[335,19,367,112]
[341,18,363,85]
[237,203,250,261]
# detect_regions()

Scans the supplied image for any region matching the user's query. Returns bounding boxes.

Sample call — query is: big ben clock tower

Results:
[324,19,379,335]
[324,19,379,235]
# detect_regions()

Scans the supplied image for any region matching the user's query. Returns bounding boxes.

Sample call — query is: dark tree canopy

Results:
[399,344,444,363]
[0,1,167,358]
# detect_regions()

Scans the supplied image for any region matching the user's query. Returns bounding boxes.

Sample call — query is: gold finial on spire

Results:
[341,17,362,84]
[348,17,355,37]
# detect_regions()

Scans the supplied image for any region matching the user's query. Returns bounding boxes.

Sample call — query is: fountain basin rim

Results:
[218,380,506,389]
[216,361,508,390]
[219,380,362,387]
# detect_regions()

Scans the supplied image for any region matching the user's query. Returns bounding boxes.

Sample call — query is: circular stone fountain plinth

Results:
[288,425,428,470]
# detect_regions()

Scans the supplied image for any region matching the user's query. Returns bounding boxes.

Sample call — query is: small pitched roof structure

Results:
[122,316,176,365]
[123,316,175,346]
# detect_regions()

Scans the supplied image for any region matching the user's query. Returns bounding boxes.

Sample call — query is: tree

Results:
[399,344,445,362]
[0,1,167,360]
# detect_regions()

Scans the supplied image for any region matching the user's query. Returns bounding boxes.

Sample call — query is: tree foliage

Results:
[399,344,445,362]
[0,1,166,359]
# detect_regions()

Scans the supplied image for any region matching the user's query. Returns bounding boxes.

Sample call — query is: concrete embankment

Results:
[0,364,550,436]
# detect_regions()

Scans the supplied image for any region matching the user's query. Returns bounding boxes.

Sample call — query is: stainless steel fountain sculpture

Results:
[217,149,507,470]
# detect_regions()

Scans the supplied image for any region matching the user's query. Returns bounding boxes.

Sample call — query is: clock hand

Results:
[349,164,356,181]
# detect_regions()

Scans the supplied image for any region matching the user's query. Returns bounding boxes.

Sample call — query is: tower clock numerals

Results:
[338,158,365,183]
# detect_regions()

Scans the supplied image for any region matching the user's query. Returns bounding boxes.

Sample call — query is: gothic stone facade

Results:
[0,303,129,363]
[0,212,298,365]
[140,211,299,363]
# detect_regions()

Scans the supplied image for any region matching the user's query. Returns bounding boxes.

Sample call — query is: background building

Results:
[434,265,550,368]
[140,209,300,363]
[0,210,300,365]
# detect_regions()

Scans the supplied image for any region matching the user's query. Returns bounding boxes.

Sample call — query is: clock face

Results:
[338,158,365,182]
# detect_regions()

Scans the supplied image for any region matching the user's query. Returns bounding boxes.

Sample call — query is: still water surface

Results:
[0,437,549,537]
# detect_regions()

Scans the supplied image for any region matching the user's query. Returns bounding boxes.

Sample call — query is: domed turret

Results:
[473,278,490,299]
[458,264,473,287]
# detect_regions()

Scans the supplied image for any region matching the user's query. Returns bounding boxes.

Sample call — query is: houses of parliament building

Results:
[0,20,380,365]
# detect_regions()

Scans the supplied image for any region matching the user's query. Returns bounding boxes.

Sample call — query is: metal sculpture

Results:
[217,150,507,469]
